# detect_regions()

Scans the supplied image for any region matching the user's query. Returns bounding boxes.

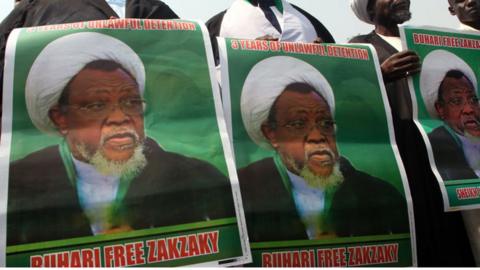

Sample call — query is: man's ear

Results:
[261,122,278,148]
[49,105,68,135]
[448,5,456,16]
[434,101,445,120]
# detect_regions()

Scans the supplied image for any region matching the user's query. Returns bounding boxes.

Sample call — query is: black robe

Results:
[350,31,475,266]
[238,157,409,242]
[429,126,477,180]
[0,0,179,125]
[206,4,335,65]
[8,138,235,245]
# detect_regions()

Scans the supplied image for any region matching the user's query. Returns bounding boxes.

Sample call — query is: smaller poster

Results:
[0,19,250,267]
[401,26,480,211]
[219,38,416,267]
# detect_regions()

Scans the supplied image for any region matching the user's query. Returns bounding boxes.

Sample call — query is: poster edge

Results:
[362,41,418,266]
[400,25,475,212]
[0,27,22,268]
[218,37,235,153]
[197,20,252,266]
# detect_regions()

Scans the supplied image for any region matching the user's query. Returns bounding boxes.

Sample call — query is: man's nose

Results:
[305,124,327,144]
[462,101,476,114]
[105,104,130,124]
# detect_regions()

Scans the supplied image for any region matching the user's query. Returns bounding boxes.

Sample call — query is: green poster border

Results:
[249,236,412,267]
[0,20,252,267]
[7,223,243,267]
[250,233,410,249]
[400,25,480,212]
[217,38,417,266]
[7,218,237,254]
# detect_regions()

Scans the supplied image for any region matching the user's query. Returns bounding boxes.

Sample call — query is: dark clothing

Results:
[0,0,178,125]
[2,0,178,27]
[350,31,475,266]
[206,4,335,64]
[429,126,477,180]
[350,31,413,132]
[238,157,409,242]
[8,138,235,245]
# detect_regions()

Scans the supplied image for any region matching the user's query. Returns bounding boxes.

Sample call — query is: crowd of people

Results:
[1,0,480,266]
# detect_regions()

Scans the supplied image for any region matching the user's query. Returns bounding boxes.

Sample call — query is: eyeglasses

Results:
[281,119,336,136]
[65,98,146,119]
[444,96,480,108]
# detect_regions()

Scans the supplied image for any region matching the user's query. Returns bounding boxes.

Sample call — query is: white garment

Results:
[458,135,480,177]
[73,157,120,235]
[287,170,326,240]
[220,0,317,42]
[106,0,126,18]
[459,23,479,32]
[377,33,402,51]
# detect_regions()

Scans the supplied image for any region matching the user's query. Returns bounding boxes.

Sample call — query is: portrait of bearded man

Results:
[7,32,235,245]
[421,50,480,181]
[237,56,409,242]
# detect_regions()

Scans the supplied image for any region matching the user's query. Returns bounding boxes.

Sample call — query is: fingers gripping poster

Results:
[218,39,416,267]
[401,26,480,211]
[0,19,250,267]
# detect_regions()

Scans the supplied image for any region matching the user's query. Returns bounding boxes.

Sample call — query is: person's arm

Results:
[350,34,420,83]
[206,10,227,65]
[290,4,335,43]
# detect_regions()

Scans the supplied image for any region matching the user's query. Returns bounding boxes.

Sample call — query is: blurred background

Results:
[0,0,460,43]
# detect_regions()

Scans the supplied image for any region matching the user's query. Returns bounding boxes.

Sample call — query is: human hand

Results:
[381,50,420,82]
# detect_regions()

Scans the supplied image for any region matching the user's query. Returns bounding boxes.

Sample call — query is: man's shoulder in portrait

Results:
[237,156,409,241]
[8,137,235,245]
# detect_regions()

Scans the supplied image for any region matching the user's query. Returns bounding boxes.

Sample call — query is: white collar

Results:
[459,23,480,32]
[105,0,126,18]
[377,33,402,51]
[220,0,317,42]
[73,157,119,186]
[286,169,327,240]
[458,134,480,177]
[287,169,325,193]
[73,157,121,235]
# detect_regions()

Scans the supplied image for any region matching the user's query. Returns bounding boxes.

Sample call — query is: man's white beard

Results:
[285,155,344,191]
[464,131,480,143]
[76,130,147,177]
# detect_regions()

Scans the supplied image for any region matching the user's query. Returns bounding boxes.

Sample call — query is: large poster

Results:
[219,39,416,267]
[0,19,250,267]
[401,26,480,211]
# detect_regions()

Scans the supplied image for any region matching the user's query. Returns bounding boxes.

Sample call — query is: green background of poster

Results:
[6,219,241,267]
[5,21,246,266]
[249,234,411,267]
[224,40,405,194]
[402,26,480,135]
[10,23,228,176]
[402,26,480,208]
